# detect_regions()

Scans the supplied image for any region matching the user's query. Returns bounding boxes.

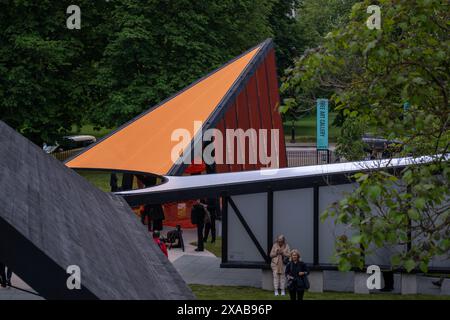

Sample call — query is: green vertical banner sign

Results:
[403,102,410,112]
[316,99,329,150]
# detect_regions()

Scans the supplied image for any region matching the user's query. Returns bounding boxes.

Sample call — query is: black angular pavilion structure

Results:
[0,121,194,300]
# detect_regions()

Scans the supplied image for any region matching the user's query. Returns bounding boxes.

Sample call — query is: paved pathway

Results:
[0,274,43,300]
[162,224,262,288]
[172,255,261,288]
[163,226,215,263]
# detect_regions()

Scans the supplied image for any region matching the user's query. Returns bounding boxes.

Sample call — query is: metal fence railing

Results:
[51,147,338,168]
[287,149,339,167]
[51,148,84,162]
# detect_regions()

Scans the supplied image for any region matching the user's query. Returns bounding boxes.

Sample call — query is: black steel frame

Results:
[118,160,450,274]
[219,185,450,273]
[220,186,329,270]
[215,168,449,273]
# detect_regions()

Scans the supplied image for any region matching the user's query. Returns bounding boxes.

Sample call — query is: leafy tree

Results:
[1,0,278,140]
[283,0,449,272]
[279,0,359,118]
[297,0,360,49]
[90,0,275,128]
[268,0,304,72]
[335,117,367,160]
[0,1,110,145]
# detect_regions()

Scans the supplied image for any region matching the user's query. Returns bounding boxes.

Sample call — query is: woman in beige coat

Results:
[270,235,290,296]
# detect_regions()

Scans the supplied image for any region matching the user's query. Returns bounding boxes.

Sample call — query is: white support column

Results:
[354,272,370,294]
[401,274,417,295]
[442,279,450,296]
[261,269,274,291]
[308,271,324,293]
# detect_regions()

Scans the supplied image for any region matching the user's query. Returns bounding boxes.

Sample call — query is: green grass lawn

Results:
[78,170,113,192]
[68,124,127,192]
[190,284,450,300]
[191,237,222,257]
[76,170,158,193]
[283,113,340,143]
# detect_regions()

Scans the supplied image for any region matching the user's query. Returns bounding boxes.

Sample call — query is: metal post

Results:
[221,196,228,264]
[313,185,319,265]
[267,189,274,261]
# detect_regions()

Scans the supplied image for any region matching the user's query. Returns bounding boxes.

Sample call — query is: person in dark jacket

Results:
[203,197,218,243]
[140,205,152,232]
[167,224,185,251]
[285,249,309,301]
[191,199,207,251]
[0,262,12,288]
[110,173,118,192]
[148,204,165,231]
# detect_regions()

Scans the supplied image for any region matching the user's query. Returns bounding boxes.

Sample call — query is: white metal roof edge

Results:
[117,154,449,196]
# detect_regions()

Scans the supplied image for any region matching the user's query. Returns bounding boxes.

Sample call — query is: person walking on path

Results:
[140,205,153,232]
[203,197,218,243]
[0,262,12,288]
[270,235,290,296]
[191,199,207,252]
[285,249,309,301]
[149,203,165,232]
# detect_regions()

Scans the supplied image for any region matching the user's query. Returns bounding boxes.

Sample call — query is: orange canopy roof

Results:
[66,43,264,175]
